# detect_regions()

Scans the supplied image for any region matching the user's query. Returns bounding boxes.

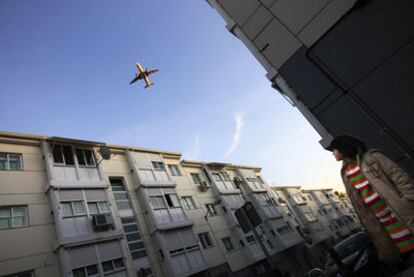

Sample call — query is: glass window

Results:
[88,202,109,214]
[113,258,124,269]
[212,173,221,181]
[191,173,202,184]
[8,155,21,170]
[0,206,28,230]
[0,153,22,171]
[62,145,74,165]
[86,265,98,276]
[61,201,86,217]
[222,237,234,251]
[61,202,73,217]
[165,194,181,208]
[0,154,7,170]
[101,258,125,273]
[102,261,114,272]
[150,196,166,209]
[182,196,196,210]
[198,232,213,249]
[52,145,74,165]
[88,203,99,214]
[168,164,181,176]
[72,268,86,277]
[76,149,96,166]
[110,178,132,210]
[98,202,109,213]
[52,146,64,164]
[205,204,217,216]
[73,201,86,215]
[246,235,256,244]
[151,161,164,170]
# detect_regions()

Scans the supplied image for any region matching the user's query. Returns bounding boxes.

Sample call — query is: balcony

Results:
[135,168,175,187]
[151,207,193,232]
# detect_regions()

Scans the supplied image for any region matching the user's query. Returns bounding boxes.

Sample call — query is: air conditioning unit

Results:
[92,214,113,231]
[199,181,210,192]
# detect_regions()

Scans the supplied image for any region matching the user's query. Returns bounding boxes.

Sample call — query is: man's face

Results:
[333,149,343,161]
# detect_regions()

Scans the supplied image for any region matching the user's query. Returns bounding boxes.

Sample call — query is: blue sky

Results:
[0,0,344,191]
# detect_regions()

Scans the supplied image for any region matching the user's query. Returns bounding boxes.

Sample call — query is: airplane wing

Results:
[146,69,159,75]
[129,74,143,85]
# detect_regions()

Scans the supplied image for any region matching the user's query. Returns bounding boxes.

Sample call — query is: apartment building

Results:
[206,0,414,178]
[301,189,359,240]
[1,131,357,276]
[273,186,331,267]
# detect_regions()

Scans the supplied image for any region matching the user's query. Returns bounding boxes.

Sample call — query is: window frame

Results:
[205,203,217,216]
[60,200,87,218]
[0,153,23,171]
[167,164,181,176]
[0,206,29,230]
[182,196,196,210]
[222,237,234,252]
[101,258,125,274]
[191,173,202,184]
[52,144,75,166]
[87,201,110,215]
[151,161,165,171]
[164,193,181,208]
[198,232,213,249]
[75,148,96,167]
[149,195,167,210]
[72,264,99,277]
[121,217,147,260]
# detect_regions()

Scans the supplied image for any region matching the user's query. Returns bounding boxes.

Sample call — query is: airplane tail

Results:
[145,83,155,89]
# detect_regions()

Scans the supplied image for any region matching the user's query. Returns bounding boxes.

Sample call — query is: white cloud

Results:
[223,113,244,159]
[186,134,200,160]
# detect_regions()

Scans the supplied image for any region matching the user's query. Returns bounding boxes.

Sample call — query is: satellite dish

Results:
[99,145,112,160]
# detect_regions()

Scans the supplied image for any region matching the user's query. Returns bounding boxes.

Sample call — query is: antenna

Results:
[97,145,112,165]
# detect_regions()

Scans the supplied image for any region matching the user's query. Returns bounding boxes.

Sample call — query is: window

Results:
[182,196,196,210]
[0,153,22,171]
[222,237,234,251]
[168,164,181,176]
[72,264,98,277]
[101,258,125,274]
[121,217,147,260]
[61,201,86,217]
[76,149,96,166]
[3,271,34,277]
[246,235,256,245]
[165,194,181,208]
[0,206,28,230]
[52,144,74,165]
[205,204,217,216]
[150,196,166,209]
[110,178,132,210]
[87,201,109,214]
[262,193,274,205]
[151,161,164,171]
[191,173,202,184]
[198,232,213,248]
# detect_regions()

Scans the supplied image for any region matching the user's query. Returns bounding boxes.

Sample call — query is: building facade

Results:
[0,132,358,277]
[206,0,414,178]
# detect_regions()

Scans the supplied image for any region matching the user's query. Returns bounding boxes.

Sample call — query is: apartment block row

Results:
[0,132,359,277]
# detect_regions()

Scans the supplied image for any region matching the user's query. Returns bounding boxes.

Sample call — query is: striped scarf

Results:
[346,161,414,253]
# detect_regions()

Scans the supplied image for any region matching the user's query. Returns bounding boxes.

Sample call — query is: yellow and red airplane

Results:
[129,63,159,89]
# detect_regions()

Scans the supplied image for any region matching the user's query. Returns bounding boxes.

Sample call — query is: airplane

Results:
[129,63,159,89]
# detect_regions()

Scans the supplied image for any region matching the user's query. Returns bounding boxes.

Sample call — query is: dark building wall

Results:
[279,0,414,176]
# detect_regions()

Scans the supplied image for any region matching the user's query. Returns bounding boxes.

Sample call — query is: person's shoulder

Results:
[363,149,388,161]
